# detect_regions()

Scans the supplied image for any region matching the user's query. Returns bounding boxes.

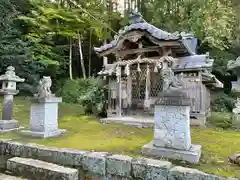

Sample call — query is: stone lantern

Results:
[228,57,240,91]
[0,66,25,132]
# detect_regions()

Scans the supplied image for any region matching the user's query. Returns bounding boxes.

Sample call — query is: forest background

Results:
[1,0,240,113]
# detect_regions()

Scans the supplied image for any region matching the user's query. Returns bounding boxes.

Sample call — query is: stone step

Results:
[0,173,29,180]
[6,157,78,180]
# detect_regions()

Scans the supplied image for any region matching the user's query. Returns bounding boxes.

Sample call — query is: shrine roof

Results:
[94,13,197,56]
[174,54,213,71]
[94,22,181,52]
[202,71,223,88]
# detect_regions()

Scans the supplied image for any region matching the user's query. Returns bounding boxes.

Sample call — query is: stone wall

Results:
[0,140,238,180]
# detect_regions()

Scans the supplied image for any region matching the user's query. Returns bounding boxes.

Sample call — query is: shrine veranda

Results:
[95,14,223,126]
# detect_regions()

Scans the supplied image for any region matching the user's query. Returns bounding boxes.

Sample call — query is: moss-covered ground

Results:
[0,97,240,178]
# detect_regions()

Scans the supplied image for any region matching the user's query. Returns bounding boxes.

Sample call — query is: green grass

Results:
[1,96,240,178]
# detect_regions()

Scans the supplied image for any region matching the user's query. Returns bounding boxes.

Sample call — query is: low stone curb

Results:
[7,157,78,180]
[0,173,29,180]
[0,140,238,180]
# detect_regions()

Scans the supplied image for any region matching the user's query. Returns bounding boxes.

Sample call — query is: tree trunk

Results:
[78,34,86,79]
[69,37,73,80]
[88,29,92,77]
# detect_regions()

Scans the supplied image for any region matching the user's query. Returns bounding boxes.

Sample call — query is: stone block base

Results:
[0,173,29,180]
[142,141,201,164]
[190,119,206,127]
[20,129,66,138]
[100,116,154,128]
[0,120,21,132]
[7,157,78,180]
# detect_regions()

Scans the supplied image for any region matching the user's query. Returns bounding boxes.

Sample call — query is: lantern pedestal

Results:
[0,120,20,133]
[0,67,25,133]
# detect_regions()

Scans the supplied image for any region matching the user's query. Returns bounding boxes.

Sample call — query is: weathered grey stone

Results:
[1,140,239,180]
[0,173,29,180]
[37,146,87,166]
[0,66,24,132]
[2,94,14,120]
[20,97,66,138]
[143,101,202,163]
[142,141,201,164]
[82,152,110,175]
[106,154,132,177]
[0,154,12,169]
[22,143,40,158]
[2,141,38,158]
[154,105,191,150]
[157,95,192,106]
[0,139,9,154]
[3,141,88,167]
[7,157,78,180]
[0,120,19,132]
[168,166,229,180]
[6,141,24,157]
[100,174,132,180]
[132,157,171,180]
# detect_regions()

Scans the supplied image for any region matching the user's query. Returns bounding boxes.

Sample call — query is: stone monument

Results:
[0,66,25,132]
[142,60,202,164]
[20,76,66,138]
[232,98,240,130]
[228,57,240,92]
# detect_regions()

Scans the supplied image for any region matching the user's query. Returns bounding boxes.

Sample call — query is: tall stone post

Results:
[142,62,202,164]
[0,66,25,132]
[228,57,240,91]
[142,91,202,163]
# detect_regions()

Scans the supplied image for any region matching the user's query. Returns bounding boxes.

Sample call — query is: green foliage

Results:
[207,112,232,129]
[210,49,236,77]
[0,0,46,94]
[229,90,240,98]
[146,0,235,50]
[18,0,122,79]
[211,92,235,112]
[59,78,107,116]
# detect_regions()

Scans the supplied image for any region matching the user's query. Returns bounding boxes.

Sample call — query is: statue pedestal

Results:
[20,97,66,138]
[142,91,202,164]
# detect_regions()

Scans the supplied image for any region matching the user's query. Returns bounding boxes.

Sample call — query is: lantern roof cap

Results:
[0,66,25,82]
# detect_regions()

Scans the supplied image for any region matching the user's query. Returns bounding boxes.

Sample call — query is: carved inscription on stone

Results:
[30,104,45,132]
[154,105,191,150]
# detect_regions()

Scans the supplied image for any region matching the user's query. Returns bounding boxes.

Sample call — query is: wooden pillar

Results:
[103,40,108,80]
[116,65,122,117]
[144,64,151,109]
[126,65,132,108]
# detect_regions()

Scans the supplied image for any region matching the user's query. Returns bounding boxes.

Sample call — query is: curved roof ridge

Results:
[94,22,182,53]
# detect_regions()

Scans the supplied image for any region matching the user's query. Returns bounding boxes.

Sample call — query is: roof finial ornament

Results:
[129,11,146,24]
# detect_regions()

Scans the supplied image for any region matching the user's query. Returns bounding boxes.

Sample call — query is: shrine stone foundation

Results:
[0,140,237,180]
[142,91,202,163]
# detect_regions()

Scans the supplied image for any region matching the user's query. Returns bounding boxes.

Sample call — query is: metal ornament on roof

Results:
[129,11,146,24]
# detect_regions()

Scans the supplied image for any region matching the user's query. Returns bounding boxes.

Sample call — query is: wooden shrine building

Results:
[94,13,223,126]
